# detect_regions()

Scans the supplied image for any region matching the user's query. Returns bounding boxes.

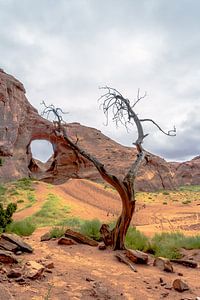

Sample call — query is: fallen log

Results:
[115,252,137,272]
[170,259,198,268]
[65,229,98,247]
[125,249,148,264]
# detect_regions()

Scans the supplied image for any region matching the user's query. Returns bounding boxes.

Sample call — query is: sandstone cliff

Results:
[0,69,199,191]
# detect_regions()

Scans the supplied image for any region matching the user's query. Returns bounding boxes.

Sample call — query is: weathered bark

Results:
[170,259,198,268]
[42,87,175,251]
[65,229,98,246]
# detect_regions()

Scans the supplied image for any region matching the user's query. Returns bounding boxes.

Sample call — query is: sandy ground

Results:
[1,228,200,300]
[6,179,200,299]
[14,178,200,237]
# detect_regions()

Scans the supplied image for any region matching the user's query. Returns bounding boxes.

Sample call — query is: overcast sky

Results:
[0,0,200,162]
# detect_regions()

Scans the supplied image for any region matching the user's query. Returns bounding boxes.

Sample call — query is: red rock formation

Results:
[0,69,199,191]
[170,156,200,186]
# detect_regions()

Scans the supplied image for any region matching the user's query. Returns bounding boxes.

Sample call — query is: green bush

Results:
[58,217,82,230]
[49,226,66,238]
[162,191,170,195]
[125,226,149,251]
[80,219,101,241]
[149,232,185,259]
[0,158,3,166]
[15,178,34,191]
[0,202,17,231]
[7,219,36,236]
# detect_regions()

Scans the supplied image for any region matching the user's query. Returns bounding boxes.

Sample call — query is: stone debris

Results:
[24,260,45,280]
[0,250,18,264]
[0,233,33,253]
[172,278,190,292]
[58,237,77,246]
[153,257,174,272]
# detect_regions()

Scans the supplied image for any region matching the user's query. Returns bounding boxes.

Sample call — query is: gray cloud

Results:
[0,0,200,161]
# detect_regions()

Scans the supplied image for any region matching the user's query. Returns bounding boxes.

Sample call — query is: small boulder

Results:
[58,237,77,245]
[24,260,44,280]
[7,268,22,278]
[172,278,189,292]
[153,257,173,272]
[0,250,18,264]
[1,233,33,253]
[45,262,54,269]
[98,243,106,250]
[40,232,52,242]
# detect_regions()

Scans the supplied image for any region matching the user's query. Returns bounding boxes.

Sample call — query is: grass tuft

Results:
[125,226,149,251]
[6,219,36,236]
[79,219,101,241]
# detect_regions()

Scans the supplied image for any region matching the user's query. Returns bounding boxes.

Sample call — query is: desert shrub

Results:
[49,226,66,238]
[15,178,34,190]
[0,202,17,231]
[80,218,101,241]
[182,235,200,249]
[7,219,36,236]
[162,191,170,195]
[149,232,185,259]
[125,226,149,251]
[182,200,191,205]
[0,184,6,196]
[17,199,24,203]
[58,217,82,230]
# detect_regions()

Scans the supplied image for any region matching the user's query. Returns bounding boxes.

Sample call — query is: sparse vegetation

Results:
[148,232,200,259]
[0,202,17,232]
[49,226,66,238]
[25,193,71,227]
[6,219,36,236]
[79,218,101,241]
[125,226,149,251]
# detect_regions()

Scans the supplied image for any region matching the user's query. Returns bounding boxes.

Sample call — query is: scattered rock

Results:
[1,233,33,253]
[125,249,148,264]
[153,257,173,272]
[98,243,106,250]
[86,277,95,282]
[45,262,54,269]
[58,237,77,246]
[7,268,22,279]
[65,229,98,247]
[24,261,44,280]
[40,232,52,242]
[0,239,19,252]
[172,278,189,292]
[0,250,18,264]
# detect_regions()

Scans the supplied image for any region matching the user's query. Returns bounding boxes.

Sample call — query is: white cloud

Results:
[0,0,199,161]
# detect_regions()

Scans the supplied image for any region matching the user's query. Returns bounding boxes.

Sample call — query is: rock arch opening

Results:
[30,139,54,163]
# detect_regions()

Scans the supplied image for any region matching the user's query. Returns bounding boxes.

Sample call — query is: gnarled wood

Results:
[170,259,198,268]
[65,229,98,247]
[42,87,175,250]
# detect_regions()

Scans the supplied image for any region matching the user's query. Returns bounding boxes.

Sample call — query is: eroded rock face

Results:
[0,69,199,191]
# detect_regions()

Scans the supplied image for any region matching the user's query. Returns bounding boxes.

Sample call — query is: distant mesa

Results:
[0,69,199,191]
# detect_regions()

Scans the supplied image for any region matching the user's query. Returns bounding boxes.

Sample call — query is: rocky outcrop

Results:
[0,69,199,191]
[170,156,200,186]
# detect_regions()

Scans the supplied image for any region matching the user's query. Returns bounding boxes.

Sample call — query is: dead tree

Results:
[42,87,176,250]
